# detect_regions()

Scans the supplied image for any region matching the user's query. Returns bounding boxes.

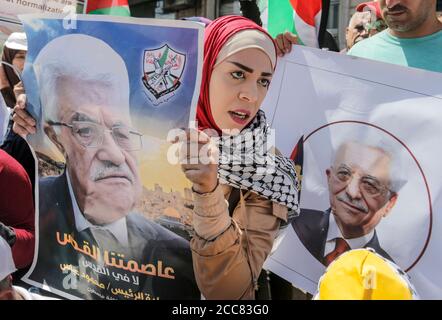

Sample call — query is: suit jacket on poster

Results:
[292,208,394,265]
[28,172,200,300]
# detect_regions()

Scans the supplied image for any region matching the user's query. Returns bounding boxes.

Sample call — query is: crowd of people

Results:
[0,0,441,300]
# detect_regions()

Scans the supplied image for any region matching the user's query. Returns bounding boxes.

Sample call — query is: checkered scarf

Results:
[218,110,300,216]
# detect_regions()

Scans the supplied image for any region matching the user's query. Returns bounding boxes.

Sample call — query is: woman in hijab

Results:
[175,16,300,299]
[0,33,27,109]
[0,32,35,195]
[10,17,301,299]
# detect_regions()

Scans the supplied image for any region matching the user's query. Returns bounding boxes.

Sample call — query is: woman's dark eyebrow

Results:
[228,61,273,77]
[228,61,253,73]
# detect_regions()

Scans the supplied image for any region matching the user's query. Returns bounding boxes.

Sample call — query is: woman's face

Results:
[209,48,273,133]
[12,50,26,72]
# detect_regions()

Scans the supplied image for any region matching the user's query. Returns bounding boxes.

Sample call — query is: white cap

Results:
[4,32,28,51]
[0,236,16,281]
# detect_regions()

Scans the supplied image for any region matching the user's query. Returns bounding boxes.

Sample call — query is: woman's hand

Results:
[13,81,24,98]
[172,128,219,194]
[275,31,299,57]
[12,94,36,138]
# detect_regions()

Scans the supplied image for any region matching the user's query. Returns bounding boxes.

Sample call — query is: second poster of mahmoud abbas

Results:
[20,14,203,300]
[262,46,442,299]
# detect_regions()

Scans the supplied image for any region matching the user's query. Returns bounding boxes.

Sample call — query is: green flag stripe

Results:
[267,0,294,37]
[89,6,130,16]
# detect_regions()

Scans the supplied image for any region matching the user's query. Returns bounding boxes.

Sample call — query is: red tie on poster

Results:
[324,238,350,266]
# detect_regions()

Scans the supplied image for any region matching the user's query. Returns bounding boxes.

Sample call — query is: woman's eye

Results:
[258,78,271,88]
[231,71,245,80]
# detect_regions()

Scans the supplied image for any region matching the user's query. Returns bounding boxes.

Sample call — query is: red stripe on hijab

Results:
[197,15,276,134]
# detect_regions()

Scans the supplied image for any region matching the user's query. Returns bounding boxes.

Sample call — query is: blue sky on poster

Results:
[21,15,201,138]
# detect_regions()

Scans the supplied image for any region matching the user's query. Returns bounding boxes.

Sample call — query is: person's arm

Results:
[172,128,288,299]
[191,185,287,299]
[10,222,35,269]
[0,152,35,269]
[13,81,24,99]
[12,93,36,138]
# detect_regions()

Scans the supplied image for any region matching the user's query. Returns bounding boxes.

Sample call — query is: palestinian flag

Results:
[261,0,329,48]
[85,0,131,16]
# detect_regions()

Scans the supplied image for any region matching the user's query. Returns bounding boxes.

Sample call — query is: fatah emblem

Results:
[142,44,186,106]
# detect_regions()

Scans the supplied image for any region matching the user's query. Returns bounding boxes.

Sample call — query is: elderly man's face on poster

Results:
[20,18,205,300]
[46,79,142,225]
[326,142,398,238]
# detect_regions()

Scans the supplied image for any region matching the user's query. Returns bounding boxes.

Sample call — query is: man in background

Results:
[349,0,442,72]
[344,1,387,52]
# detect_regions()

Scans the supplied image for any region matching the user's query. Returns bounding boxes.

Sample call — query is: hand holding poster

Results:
[21,14,203,300]
[262,46,442,299]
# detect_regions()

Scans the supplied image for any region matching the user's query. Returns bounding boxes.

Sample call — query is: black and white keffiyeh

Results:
[217,110,300,216]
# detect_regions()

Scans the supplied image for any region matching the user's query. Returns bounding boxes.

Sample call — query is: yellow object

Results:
[315,248,418,300]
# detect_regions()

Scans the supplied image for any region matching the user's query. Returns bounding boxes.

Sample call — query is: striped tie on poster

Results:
[85,0,131,16]
[260,0,330,48]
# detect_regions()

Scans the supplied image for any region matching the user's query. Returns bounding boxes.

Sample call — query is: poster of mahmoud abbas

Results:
[20,14,203,300]
[262,46,442,299]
